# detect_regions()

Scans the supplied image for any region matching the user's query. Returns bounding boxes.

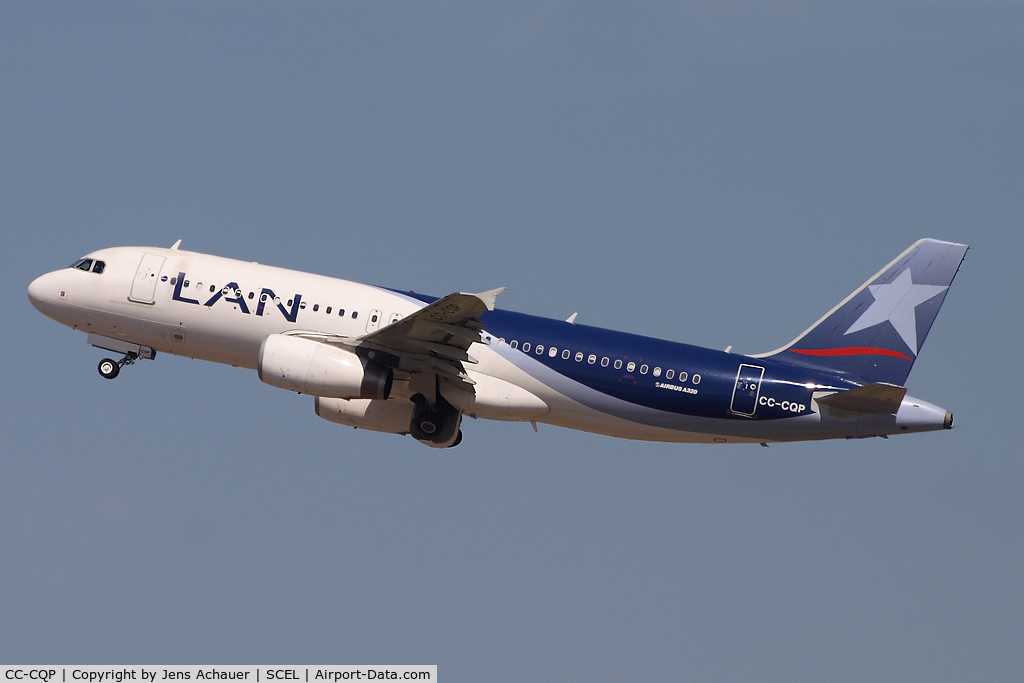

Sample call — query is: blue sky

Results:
[2,3,1021,681]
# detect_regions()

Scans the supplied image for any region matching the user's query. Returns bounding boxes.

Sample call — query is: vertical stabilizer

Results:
[753,238,968,386]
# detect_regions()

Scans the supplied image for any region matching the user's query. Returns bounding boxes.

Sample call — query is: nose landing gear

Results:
[97,352,140,380]
[89,334,156,380]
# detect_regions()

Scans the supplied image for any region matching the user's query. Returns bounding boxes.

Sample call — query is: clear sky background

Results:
[2,2,1021,681]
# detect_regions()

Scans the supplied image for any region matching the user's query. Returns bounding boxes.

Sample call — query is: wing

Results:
[296,288,505,393]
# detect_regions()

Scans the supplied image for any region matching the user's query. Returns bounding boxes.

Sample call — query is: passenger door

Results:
[128,254,166,304]
[730,364,765,416]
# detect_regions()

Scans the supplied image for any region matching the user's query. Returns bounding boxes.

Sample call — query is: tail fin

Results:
[753,238,968,386]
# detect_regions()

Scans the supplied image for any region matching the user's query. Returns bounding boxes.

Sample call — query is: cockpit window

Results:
[68,258,105,274]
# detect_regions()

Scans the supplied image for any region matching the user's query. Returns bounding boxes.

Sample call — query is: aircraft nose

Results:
[27,271,58,312]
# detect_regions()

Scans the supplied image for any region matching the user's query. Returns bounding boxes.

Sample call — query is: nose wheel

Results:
[98,353,137,380]
[98,359,120,379]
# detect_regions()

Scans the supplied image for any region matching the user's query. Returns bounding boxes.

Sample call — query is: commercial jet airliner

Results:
[28,238,966,448]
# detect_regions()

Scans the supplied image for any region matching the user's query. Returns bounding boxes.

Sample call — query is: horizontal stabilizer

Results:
[815,382,907,414]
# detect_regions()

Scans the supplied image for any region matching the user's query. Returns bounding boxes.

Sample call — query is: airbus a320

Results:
[28,239,967,448]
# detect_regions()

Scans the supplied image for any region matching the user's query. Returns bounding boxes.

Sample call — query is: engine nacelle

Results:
[315,396,413,434]
[258,333,392,400]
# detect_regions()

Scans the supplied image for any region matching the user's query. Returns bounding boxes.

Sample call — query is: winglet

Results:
[566,312,578,324]
[473,287,506,311]
[170,239,182,250]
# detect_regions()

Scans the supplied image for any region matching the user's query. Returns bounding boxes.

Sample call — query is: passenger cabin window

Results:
[371,313,378,323]
[640,364,648,374]
[678,371,688,382]
[626,362,636,372]
[666,369,675,380]
[210,285,216,292]
[653,367,661,377]
[92,261,105,273]
[535,345,544,355]
[510,340,518,349]
[248,292,254,299]
[338,309,345,316]
[351,311,358,319]
[614,359,623,370]
[326,306,332,314]
[588,354,597,364]
[575,352,584,362]
[522,342,531,352]
[313,304,319,312]
[601,357,609,367]
[561,349,570,359]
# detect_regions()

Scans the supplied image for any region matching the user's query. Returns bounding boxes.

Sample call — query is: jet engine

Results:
[258,333,392,399]
[315,396,413,434]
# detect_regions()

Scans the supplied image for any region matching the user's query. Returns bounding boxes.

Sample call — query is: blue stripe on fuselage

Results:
[382,289,860,420]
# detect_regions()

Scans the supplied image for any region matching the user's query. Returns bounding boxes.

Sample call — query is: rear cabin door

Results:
[730,364,765,416]
[129,254,166,304]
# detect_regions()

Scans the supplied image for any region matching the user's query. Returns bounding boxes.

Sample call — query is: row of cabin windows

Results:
[502,339,701,384]
[166,277,360,318]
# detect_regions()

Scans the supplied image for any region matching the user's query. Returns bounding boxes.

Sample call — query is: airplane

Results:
[27,238,967,448]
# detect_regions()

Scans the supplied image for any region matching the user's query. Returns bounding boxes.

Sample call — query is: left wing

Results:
[296,288,505,393]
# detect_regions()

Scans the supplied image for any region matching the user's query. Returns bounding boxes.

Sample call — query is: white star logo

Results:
[844,268,948,356]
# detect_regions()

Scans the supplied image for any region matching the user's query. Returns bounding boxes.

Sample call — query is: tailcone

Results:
[893,395,950,435]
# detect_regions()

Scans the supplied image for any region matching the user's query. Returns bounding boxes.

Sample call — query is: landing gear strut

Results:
[97,352,137,380]
[410,392,463,447]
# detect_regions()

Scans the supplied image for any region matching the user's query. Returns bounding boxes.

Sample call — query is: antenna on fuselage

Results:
[170,239,182,250]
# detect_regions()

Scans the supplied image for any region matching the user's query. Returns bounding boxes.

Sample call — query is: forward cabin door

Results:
[129,254,166,304]
[730,363,765,417]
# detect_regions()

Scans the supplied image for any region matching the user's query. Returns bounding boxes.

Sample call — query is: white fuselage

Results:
[28,246,952,445]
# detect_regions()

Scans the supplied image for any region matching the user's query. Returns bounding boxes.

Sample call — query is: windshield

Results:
[68,258,105,273]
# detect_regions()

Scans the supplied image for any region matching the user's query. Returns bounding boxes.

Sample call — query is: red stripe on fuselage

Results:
[790,346,913,360]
